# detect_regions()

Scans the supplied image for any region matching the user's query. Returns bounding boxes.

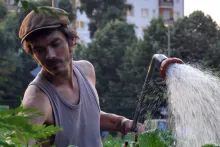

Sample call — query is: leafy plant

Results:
[136,129,175,147]
[103,129,176,147]
[202,144,220,147]
[0,106,62,147]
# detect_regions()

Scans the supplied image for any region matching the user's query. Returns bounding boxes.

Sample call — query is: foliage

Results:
[202,145,220,147]
[0,12,37,103]
[0,51,22,100]
[102,129,175,147]
[0,0,7,20]
[83,20,137,96]
[119,18,167,96]
[79,0,132,37]
[58,0,75,21]
[103,130,220,147]
[0,106,62,147]
[36,0,51,6]
[80,20,137,117]
[171,11,219,64]
[114,18,168,119]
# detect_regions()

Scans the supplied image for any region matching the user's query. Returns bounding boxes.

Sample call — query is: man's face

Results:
[31,30,72,76]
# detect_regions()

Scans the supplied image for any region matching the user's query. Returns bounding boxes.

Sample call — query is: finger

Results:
[137,123,145,133]
[126,120,133,133]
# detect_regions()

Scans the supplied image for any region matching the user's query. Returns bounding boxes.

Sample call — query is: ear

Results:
[68,37,77,47]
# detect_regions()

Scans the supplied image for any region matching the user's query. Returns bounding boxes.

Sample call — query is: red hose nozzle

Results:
[160,58,184,80]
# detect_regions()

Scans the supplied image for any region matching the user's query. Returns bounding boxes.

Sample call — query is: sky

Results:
[184,0,220,25]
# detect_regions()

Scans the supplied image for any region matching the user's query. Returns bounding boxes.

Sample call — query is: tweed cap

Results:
[19,6,70,43]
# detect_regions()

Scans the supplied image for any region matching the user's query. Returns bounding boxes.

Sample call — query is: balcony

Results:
[159,0,173,8]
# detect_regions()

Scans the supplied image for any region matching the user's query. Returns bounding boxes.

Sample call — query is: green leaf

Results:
[29,3,39,13]
[21,0,29,9]
[14,0,19,4]
[40,6,68,19]
[0,140,16,147]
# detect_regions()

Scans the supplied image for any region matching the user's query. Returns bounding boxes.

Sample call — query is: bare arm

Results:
[100,111,132,134]
[22,85,51,146]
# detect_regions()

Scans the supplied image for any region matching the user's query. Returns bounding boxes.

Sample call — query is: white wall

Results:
[5,0,14,5]
[173,0,184,21]
[75,10,91,44]
[126,0,159,38]
[74,0,184,43]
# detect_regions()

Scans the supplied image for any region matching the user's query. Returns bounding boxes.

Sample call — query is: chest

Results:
[45,84,80,126]
[56,85,80,105]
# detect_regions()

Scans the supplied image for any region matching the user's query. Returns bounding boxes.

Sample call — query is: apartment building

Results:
[74,0,184,44]
[72,0,91,44]
[3,0,16,12]
[126,0,184,38]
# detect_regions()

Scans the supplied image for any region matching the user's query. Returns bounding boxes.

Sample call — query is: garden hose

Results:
[126,54,184,146]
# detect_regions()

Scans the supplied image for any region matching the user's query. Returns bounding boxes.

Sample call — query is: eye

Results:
[51,39,61,48]
[32,47,45,54]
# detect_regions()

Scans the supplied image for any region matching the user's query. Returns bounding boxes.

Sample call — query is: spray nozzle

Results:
[149,54,184,80]
[160,57,184,80]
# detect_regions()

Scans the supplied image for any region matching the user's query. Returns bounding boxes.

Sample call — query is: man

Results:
[19,6,144,147]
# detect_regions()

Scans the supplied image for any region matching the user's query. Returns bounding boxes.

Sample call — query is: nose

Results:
[46,46,56,60]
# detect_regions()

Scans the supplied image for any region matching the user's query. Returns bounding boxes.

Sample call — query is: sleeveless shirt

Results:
[29,63,102,147]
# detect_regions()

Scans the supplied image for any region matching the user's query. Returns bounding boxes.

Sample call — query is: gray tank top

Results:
[29,63,102,147]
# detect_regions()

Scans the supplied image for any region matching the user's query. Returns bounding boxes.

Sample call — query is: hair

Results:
[22,26,78,55]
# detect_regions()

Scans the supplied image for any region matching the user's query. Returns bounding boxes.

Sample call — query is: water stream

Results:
[166,63,220,147]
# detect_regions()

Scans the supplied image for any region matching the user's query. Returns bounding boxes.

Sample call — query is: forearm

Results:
[100,111,129,132]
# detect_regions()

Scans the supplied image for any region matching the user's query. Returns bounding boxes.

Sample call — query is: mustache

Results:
[45,59,63,67]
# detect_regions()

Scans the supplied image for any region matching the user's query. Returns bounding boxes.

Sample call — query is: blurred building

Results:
[126,0,184,38]
[73,0,184,44]
[3,0,16,12]
[72,0,91,45]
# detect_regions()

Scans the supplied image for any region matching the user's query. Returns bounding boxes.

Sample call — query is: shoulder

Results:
[73,60,96,85]
[22,85,51,124]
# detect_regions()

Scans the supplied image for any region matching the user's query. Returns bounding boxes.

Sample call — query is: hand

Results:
[120,118,145,136]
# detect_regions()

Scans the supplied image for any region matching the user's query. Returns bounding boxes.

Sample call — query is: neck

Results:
[43,61,74,87]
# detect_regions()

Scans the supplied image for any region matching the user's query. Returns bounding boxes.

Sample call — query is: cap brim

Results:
[21,24,61,43]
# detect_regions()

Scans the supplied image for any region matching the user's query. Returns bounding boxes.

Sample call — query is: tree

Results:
[171,11,219,64]
[116,18,169,119]
[79,0,132,37]
[58,0,75,21]
[0,0,51,107]
[81,20,137,117]
[129,18,167,93]
[84,20,137,95]
[0,0,7,20]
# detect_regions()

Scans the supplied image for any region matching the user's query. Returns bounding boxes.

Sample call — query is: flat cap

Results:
[19,6,70,43]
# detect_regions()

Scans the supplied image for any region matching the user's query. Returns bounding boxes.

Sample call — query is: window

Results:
[127,8,134,16]
[75,0,81,7]
[152,9,156,17]
[175,12,180,19]
[141,26,146,31]
[76,21,79,28]
[141,8,148,17]
[76,21,85,29]
[80,21,84,28]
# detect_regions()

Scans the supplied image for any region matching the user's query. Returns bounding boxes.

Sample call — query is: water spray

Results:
[130,54,184,132]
